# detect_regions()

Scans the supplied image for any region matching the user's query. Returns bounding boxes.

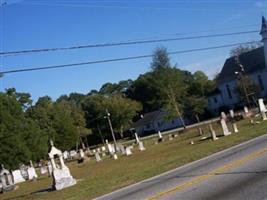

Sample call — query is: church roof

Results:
[217,46,265,84]
[260,16,267,34]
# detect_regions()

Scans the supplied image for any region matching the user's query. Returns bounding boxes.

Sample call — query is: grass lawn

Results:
[1,117,267,200]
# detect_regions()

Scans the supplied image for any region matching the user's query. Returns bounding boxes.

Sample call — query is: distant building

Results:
[208,16,267,115]
[131,110,189,136]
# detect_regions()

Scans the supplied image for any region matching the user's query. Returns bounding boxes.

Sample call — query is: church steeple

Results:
[260,16,267,35]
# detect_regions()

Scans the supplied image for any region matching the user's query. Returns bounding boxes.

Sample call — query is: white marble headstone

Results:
[138,141,145,151]
[209,124,218,141]
[12,170,25,184]
[48,140,76,190]
[220,119,231,136]
[158,131,163,139]
[125,146,133,156]
[27,167,38,180]
[95,152,102,162]
[0,167,15,192]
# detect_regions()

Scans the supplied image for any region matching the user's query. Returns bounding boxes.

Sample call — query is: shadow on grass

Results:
[31,186,54,195]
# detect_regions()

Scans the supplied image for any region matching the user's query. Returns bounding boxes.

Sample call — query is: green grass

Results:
[1,117,267,200]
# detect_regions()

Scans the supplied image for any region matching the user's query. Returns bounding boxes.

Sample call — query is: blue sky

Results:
[0,0,266,101]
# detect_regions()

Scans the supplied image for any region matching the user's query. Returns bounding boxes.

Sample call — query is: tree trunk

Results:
[97,124,105,144]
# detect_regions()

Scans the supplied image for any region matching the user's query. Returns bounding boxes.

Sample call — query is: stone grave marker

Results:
[47,161,53,176]
[48,140,76,190]
[0,165,15,193]
[221,112,227,120]
[27,160,38,180]
[69,150,77,159]
[12,170,25,184]
[158,131,164,142]
[138,141,145,151]
[232,123,239,133]
[19,164,29,180]
[40,165,48,175]
[229,110,235,119]
[125,146,133,156]
[63,151,69,160]
[209,124,218,141]
[220,118,231,136]
[258,98,267,120]
[95,152,102,162]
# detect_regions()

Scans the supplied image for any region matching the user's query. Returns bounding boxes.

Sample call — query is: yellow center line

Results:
[147,147,267,200]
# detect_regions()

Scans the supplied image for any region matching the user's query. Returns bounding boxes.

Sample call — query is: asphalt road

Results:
[95,134,267,200]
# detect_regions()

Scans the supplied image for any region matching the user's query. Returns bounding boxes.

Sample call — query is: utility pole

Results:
[105,109,117,152]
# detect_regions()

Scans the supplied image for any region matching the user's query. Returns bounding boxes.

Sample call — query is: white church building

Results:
[208,16,267,115]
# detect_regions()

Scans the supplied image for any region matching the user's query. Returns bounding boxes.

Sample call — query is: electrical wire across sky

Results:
[0,40,260,75]
[0,30,259,56]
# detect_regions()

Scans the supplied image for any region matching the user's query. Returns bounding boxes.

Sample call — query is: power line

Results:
[0,40,260,75]
[0,30,259,56]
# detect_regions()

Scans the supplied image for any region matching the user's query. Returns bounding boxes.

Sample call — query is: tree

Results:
[230,42,262,57]
[0,92,47,169]
[82,94,142,140]
[126,72,160,113]
[151,47,171,70]
[235,75,260,106]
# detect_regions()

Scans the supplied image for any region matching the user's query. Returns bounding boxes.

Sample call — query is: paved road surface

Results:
[95,134,267,200]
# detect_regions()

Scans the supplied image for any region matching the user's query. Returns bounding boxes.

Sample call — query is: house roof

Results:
[132,110,163,128]
[217,46,265,84]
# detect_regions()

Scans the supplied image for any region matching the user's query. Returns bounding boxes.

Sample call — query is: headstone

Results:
[244,106,249,114]
[47,161,52,176]
[125,146,133,156]
[220,118,231,136]
[190,141,194,145]
[69,150,77,159]
[134,132,140,143]
[117,143,126,155]
[12,170,25,184]
[209,124,218,141]
[138,141,145,151]
[113,154,118,160]
[48,140,76,190]
[232,123,239,133]
[27,167,38,180]
[79,149,85,159]
[158,131,163,139]
[19,164,29,180]
[258,98,267,120]
[95,152,102,162]
[101,146,106,152]
[221,112,227,120]
[0,165,15,192]
[63,151,69,160]
[106,140,115,155]
[40,166,48,175]
[97,148,101,153]
[229,110,235,119]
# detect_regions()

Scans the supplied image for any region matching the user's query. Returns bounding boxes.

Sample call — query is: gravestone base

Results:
[52,168,76,190]
[1,185,15,193]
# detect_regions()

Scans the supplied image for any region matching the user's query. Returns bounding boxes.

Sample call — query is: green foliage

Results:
[82,94,142,139]
[0,92,47,169]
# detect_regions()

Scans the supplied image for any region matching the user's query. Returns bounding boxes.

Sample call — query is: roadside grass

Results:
[1,117,267,200]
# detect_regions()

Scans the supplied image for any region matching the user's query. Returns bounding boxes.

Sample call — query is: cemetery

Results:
[1,105,267,200]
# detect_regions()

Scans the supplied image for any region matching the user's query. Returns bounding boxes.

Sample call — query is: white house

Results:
[208,16,267,115]
[131,110,188,136]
